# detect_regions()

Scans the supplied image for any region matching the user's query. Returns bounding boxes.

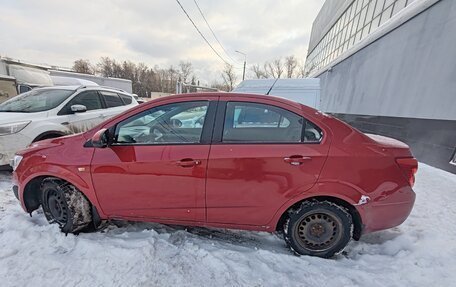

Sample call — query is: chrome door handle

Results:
[176,158,201,167]
[284,156,311,166]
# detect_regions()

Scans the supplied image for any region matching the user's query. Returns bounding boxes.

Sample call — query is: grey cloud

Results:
[0,0,324,82]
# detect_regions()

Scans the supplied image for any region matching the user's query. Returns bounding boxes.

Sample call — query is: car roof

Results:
[33,85,132,95]
[34,85,80,91]
[155,92,306,110]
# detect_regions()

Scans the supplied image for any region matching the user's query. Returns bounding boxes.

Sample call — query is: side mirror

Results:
[71,104,87,113]
[170,118,182,128]
[91,128,109,148]
[18,84,32,94]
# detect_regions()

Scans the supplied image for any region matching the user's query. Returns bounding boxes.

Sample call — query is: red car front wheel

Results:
[41,178,93,234]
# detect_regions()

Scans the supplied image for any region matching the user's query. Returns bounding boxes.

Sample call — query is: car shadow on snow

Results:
[95,220,404,258]
[343,228,405,258]
[99,220,291,255]
[358,228,402,244]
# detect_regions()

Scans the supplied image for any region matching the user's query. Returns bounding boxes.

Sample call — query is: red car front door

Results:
[206,98,330,226]
[90,97,217,222]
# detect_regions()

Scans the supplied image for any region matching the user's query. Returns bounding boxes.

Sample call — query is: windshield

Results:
[0,88,75,113]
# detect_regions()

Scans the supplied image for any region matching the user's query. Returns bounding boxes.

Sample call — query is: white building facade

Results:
[306,0,456,173]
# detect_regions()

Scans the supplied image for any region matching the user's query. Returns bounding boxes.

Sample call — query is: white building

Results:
[305,0,456,173]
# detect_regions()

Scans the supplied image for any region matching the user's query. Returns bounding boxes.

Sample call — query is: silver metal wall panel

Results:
[318,0,456,121]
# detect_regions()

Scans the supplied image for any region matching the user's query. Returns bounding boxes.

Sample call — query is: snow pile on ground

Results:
[0,164,455,287]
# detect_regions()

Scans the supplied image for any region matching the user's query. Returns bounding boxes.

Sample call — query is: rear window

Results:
[118,93,132,105]
[101,91,124,108]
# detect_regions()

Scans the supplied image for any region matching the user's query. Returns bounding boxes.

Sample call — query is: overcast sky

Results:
[0,0,324,84]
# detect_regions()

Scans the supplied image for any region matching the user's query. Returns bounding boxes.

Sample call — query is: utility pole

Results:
[235,50,246,81]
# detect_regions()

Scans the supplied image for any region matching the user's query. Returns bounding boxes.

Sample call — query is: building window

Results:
[305,0,413,76]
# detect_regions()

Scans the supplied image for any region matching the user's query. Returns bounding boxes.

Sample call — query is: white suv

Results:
[0,85,137,165]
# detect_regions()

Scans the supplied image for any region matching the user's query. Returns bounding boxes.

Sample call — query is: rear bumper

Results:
[360,186,416,234]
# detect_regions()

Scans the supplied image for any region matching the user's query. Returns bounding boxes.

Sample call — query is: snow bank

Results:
[0,164,455,286]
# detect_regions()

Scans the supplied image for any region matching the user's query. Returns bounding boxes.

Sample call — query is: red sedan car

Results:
[11,93,417,258]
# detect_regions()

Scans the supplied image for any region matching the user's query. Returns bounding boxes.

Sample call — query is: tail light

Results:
[396,157,418,187]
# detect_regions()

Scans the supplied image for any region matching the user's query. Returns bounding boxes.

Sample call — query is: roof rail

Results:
[75,85,128,93]
[97,86,127,93]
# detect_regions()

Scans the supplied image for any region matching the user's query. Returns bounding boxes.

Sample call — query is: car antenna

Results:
[265,78,279,95]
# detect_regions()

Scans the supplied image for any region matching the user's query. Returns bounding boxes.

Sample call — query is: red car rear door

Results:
[90,96,218,222]
[206,97,330,226]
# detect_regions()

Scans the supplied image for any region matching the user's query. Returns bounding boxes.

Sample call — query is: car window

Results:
[59,91,103,115]
[101,91,124,108]
[74,91,103,110]
[303,120,323,143]
[114,101,208,145]
[0,88,74,113]
[222,102,304,143]
[118,93,132,105]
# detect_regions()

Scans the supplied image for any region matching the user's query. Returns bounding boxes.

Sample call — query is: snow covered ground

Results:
[0,164,455,287]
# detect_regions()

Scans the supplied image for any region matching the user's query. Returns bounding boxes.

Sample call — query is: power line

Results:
[175,0,231,66]
[193,0,240,65]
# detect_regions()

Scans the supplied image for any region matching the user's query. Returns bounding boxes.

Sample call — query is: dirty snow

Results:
[0,164,455,287]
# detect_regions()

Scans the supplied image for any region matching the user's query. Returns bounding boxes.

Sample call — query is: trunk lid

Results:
[365,133,413,158]
[365,134,418,187]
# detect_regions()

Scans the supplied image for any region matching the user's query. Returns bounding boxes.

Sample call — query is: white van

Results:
[232,78,321,109]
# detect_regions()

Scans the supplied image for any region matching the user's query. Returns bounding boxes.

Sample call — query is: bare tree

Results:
[122,61,136,80]
[90,56,223,95]
[299,59,316,78]
[210,80,228,92]
[178,61,193,83]
[221,64,238,91]
[285,55,298,78]
[97,57,114,77]
[272,58,284,78]
[72,59,94,74]
[297,60,307,78]
[251,63,267,79]
[265,58,283,78]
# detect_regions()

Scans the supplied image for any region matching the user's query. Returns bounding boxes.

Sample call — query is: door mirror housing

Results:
[91,128,109,148]
[71,104,87,113]
[18,84,32,94]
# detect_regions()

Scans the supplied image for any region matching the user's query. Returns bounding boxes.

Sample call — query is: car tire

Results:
[284,200,353,258]
[41,178,92,234]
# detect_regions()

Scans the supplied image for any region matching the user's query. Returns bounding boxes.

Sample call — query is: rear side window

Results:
[101,91,124,108]
[222,102,303,143]
[118,93,132,105]
[303,120,323,143]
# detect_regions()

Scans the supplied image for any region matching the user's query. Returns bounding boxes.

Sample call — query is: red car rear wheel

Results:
[284,200,353,258]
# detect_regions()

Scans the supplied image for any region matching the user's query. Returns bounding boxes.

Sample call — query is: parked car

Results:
[11,93,417,258]
[0,85,137,166]
[132,94,146,104]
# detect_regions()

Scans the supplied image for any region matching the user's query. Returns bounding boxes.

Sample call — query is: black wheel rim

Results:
[295,212,342,252]
[47,189,68,225]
